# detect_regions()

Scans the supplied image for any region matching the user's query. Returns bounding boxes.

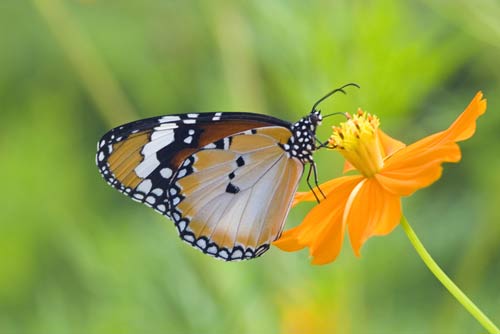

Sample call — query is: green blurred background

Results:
[1,0,499,333]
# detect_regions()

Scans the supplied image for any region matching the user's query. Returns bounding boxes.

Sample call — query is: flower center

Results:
[329,109,384,177]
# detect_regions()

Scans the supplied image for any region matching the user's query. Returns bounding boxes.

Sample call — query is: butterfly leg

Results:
[311,162,326,200]
[314,137,331,149]
[306,162,326,203]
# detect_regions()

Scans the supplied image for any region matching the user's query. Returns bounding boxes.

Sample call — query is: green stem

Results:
[400,216,499,334]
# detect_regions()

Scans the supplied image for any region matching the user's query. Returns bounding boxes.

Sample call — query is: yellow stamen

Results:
[329,109,384,177]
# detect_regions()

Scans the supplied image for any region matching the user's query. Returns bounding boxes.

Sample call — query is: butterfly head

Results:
[284,83,360,163]
[309,109,323,127]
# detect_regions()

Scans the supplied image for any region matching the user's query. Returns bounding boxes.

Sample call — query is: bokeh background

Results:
[1,0,499,333]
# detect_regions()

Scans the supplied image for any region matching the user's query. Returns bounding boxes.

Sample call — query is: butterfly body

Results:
[96,110,322,261]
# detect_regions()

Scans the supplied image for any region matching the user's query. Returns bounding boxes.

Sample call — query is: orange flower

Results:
[274,92,487,265]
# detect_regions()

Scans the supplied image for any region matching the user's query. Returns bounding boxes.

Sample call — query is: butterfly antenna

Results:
[311,83,360,113]
[322,111,349,119]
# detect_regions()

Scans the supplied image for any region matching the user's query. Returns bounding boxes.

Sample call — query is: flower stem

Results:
[400,215,499,334]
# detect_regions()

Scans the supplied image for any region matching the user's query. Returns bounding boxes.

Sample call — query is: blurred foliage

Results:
[1,0,499,333]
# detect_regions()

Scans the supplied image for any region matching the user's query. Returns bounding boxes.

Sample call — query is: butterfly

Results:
[96,83,359,261]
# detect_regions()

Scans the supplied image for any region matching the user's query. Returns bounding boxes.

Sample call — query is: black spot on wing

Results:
[225,182,240,194]
[236,156,245,167]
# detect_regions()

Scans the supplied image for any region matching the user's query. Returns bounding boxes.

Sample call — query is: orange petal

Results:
[378,129,406,157]
[274,176,362,264]
[377,141,461,196]
[391,92,485,155]
[309,204,345,265]
[344,178,402,256]
[343,160,356,174]
[443,91,486,142]
[376,92,486,196]
[272,227,306,251]
[373,194,402,236]
[292,175,361,205]
[292,191,315,207]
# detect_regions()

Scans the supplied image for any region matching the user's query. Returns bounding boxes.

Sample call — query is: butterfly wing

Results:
[168,126,304,260]
[96,113,303,261]
[96,112,292,217]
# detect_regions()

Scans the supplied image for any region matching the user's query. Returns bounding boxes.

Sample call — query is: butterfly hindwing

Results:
[168,126,304,260]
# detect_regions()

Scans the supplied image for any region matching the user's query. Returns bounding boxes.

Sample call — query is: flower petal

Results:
[372,194,402,236]
[292,191,315,207]
[377,141,461,196]
[376,92,486,196]
[344,178,402,256]
[291,175,361,205]
[443,91,486,142]
[342,160,356,174]
[274,176,362,264]
[378,129,406,157]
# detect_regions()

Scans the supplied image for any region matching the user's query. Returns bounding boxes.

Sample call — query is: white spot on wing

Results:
[137,179,152,194]
[219,250,229,259]
[196,239,207,249]
[155,123,178,131]
[160,168,172,179]
[212,112,222,121]
[207,246,217,254]
[177,169,187,178]
[159,116,181,123]
[231,249,243,259]
[177,220,186,231]
[151,188,163,196]
[204,143,216,149]
[133,193,144,200]
[142,130,175,157]
[134,155,160,178]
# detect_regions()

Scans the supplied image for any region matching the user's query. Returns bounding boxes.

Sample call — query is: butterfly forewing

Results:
[168,127,303,260]
[96,113,291,217]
